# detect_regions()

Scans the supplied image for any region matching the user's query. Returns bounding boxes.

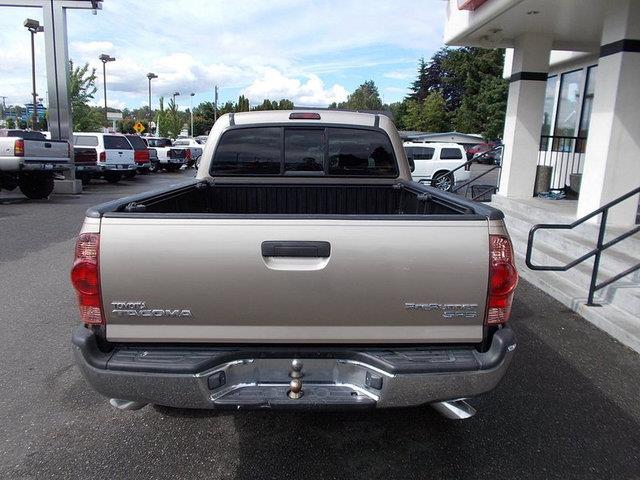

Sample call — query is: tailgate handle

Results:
[44,142,52,148]
[261,241,331,258]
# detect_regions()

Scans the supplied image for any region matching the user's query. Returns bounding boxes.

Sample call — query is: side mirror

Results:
[407,156,415,173]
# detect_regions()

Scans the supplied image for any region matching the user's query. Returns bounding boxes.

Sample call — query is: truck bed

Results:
[89,180,501,219]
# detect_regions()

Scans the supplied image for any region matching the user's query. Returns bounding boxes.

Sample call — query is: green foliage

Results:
[157,97,184,139]
[333,80,382,111]
[396,48,507,139]
[69,60,104,132]
[236,95,250,112]
[403,92,451,132]
[6,117,16,129]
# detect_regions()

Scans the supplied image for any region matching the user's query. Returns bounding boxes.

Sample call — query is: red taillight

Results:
[70,233,104,325]
[289,112,321,120]
[99,151,106,162]
[134,149,149,163]
[185,149,192,160]
[486,235,518,325]
[14,139,24,156]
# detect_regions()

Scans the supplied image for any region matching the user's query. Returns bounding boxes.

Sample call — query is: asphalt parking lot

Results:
[1,171,639,480]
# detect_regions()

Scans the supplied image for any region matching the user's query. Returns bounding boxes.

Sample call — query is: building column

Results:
[577,0,640,226]
[498,33,552,199]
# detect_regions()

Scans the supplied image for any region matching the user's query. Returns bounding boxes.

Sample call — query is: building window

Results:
[553,69,583,145]
[576,66,597,153]
[540,75,558,150]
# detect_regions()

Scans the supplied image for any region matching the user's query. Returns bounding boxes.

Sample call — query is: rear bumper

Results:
[99,163,137,171]
[21,161,70,172]
[72,326,516,410]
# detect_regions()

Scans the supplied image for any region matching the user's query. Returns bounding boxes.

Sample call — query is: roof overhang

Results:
[444,0,606,52]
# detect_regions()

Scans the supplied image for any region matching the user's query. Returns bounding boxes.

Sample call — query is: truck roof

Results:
[220,109,386,129]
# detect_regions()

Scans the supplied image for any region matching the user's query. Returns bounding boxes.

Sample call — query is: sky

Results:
[0,1,446,112]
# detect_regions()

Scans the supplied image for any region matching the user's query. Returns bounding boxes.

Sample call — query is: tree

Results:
[236,95,250,112]
[402,47,507,138]
[337,80,382,111]
[408,58,430,103]
[6,117,15,129]
[68,60,104,132]
[157,97,183,139]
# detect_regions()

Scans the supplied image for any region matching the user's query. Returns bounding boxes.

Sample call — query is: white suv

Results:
[403,142,470,191]
[73,133,136,183]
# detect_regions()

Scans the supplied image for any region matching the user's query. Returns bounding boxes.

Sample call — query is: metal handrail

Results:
[526,185,640,305]
[450,146,503,198]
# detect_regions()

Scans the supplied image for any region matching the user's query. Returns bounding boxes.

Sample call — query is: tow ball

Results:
[287,359,304,399]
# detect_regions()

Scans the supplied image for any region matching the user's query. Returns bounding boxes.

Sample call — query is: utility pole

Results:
[190,92,195,137]
[0,96,6,121]
[24,19,44,130]
[146,72,157,117]
[214,85,219,123]
[99,53,116,123]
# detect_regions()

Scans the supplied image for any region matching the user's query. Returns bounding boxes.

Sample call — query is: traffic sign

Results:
[133,122,145,133]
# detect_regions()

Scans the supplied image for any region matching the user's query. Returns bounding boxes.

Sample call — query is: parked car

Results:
[468,142,501,164]
[0,129,70,199]
[146,145,160,173]
[124,134,151,176]
[404,142,470,191]
[73,133,136,183]
[73,146,100,185]
[171,137,203,168]
[473,145,503,165]
[71,110,518,418]
[145,137,188,172]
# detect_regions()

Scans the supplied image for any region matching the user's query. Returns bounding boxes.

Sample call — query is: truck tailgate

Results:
[24,139,69,162]
[99,218,489,343]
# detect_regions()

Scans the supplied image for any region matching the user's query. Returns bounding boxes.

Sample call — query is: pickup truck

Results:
[71,110,518,419]
[145,137,189,172]
[73,146,100,185]
[0,129,70,199]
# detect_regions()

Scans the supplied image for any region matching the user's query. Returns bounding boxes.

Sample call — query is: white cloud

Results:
[242,69,348,107]
[384,69,416,80]
[0,0,445,108]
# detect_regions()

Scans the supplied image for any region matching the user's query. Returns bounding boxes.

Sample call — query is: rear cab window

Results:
[147,138,172,148]
[73,135,99,147]
[211,126,397,177]
[125,135,147,150]
[4,130,46,141]
[104,135,133,150]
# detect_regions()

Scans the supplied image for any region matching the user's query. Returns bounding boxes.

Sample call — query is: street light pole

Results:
[146,72,157,117]
[172,91,180,105]
[190,92,195,137]
[99,53,116,123]
[24,19,43,130]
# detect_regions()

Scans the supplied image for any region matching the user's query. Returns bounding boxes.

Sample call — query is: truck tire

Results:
[79,173,91,186]
[431,171,455,192]
[124,170,137,180]
[104,172,122,184]
[18,173,54,199]
[148,162,158,173]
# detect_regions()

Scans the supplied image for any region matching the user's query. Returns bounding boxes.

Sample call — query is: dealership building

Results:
[444,0,639,351]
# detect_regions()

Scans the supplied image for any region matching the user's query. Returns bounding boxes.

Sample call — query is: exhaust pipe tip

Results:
[431,399,476,420]
[109,398,148,411]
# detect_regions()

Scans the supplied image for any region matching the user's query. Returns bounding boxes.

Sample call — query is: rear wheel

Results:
[431,171,454,192]
[79,173,91,186]
[148,161,159,173]
[124,170,137,179]
[165,164,179,173]
[18,173,54,199]
[104,171,122,184]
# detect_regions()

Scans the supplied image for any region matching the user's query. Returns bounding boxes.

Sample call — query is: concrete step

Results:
[491,195,640,255]
[512,250,640,354]
[509,227,640,317]
[501,206,640,278]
